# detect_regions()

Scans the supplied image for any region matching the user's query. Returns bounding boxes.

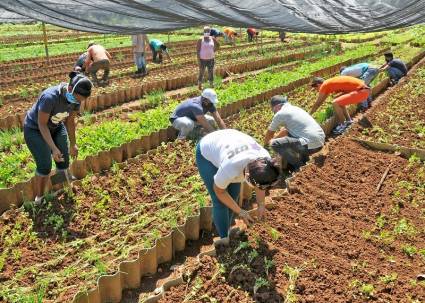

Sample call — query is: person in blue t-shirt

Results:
[169,88,226,140]
[340,62,380,109]
[24,72,93,204]
[380,52,408,85]
[209,28,223,38]
[149,39,171,63]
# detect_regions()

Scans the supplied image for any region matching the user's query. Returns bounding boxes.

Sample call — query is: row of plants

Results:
[157,138,425,302]
[0,43,379,189]
[0,42,329,125]
[1,40,423,302]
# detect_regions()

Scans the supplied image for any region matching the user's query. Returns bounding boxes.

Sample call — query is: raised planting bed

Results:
[0,43,398,213]
[349,61,425,150]
[0,141,212,302]
[158,137,425,302]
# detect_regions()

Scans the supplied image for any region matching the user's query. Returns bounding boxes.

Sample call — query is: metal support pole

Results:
[42,22,49,62]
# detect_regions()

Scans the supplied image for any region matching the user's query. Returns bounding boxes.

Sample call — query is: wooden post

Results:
[260,31,264,54]
[42,22,49,62]
[168,32,170,44]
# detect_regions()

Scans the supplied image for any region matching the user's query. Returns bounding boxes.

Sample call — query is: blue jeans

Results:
[24,124,69,176]
[359,67,379,109]
[133,52,147,72]
[196,143,240,238]
[387,67,405,82]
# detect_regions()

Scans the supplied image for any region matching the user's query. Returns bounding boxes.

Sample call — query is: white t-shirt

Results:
[200,129,271,189]
[269,103,325,149]
[132,34,147,53]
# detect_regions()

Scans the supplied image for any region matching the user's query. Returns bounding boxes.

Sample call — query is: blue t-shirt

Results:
[24,84,79,131]
[341,63,369,78]
[210,28,222,37]
[170,96,217,122]
[74,53,87,69]
[150,39,164,51]
[388,59,407,76]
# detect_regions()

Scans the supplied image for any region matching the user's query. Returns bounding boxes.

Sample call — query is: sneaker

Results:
[344,119,353,126]
[332,123,348,135]
[34,196,44,206]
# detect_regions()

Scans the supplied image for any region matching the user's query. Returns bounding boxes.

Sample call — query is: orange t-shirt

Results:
[319,76,366,95]
[223,28,236,37]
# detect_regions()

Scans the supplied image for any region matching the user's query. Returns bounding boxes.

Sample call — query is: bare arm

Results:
[196,115,215,133]
[255,187,266,219]
[310,93,328,114]
[105,50,112,59]
[196,39,202,60]
[211,111,226,129]
[264,129,276,146]
[213,184,242,214]
[165,50,172,62]
[379,63,389,71]
[84,49,92,68]
[65,111,77,146]
[213,37,220,51]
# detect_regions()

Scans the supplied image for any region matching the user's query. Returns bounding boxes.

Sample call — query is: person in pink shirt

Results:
[197,26,220,90]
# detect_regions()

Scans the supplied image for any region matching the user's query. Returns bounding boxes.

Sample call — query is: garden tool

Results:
[50,169,74,186]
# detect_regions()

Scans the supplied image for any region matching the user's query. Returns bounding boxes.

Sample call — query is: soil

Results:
[158,137,425,302]
[349,61,425,149]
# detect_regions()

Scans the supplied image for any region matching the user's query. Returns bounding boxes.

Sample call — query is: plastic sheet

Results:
[0,1,425,33]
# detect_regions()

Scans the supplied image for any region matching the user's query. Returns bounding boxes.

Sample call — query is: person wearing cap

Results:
[340,63,380,110]
[310,76,370,135]
[23,72,92,204]
[197,26,220,90]
[85,42,112,86]
[149,39,171,63]
[74,52,88,73]
[379,52,407,85]
[169,88,226,140]
[223,27,238,45]
[196,129,280,238]
[247,28,259,42]
[132,33,150,76]
[209,28,224,38]
[264,95,325,171]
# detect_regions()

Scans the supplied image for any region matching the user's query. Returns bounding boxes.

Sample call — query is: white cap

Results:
[201,88,218,104]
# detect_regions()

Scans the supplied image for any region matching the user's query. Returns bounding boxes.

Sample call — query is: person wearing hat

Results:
[23,72,93,204]
[310,76,370,135]
[264,96,325,171]
[340,62,380,110]
[149,39,171,63]
[169,88,226,140]
[196,128,280,238]
[197,26,220,90]
[379,52,407,85]
[85,42,112,86]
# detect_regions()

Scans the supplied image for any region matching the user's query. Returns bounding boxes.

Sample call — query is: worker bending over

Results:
[310,76,370,135]
[169,88,226,140]
[264,95,325,171]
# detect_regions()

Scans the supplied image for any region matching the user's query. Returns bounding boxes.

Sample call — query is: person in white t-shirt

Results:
[264,95,325,171]
[132,34,149,76]
[196,129,280,238]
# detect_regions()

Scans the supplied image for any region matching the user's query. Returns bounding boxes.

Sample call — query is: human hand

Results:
[238,209,254,225]
[70,144,78,159]
[257,204,266,221]
[52,147,64,162]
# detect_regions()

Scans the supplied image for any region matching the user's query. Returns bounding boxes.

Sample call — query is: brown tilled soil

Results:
[158,137,425,302]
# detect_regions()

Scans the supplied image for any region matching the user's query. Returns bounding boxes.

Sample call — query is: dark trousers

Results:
[271,137,321,171]
[24,124,69,176]
[150,45,163,63]
[89,59,110,83]
[198,59,215,85]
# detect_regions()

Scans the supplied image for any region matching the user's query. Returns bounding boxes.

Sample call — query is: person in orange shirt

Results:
[223,27,238,45]
[310,76,370,134]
